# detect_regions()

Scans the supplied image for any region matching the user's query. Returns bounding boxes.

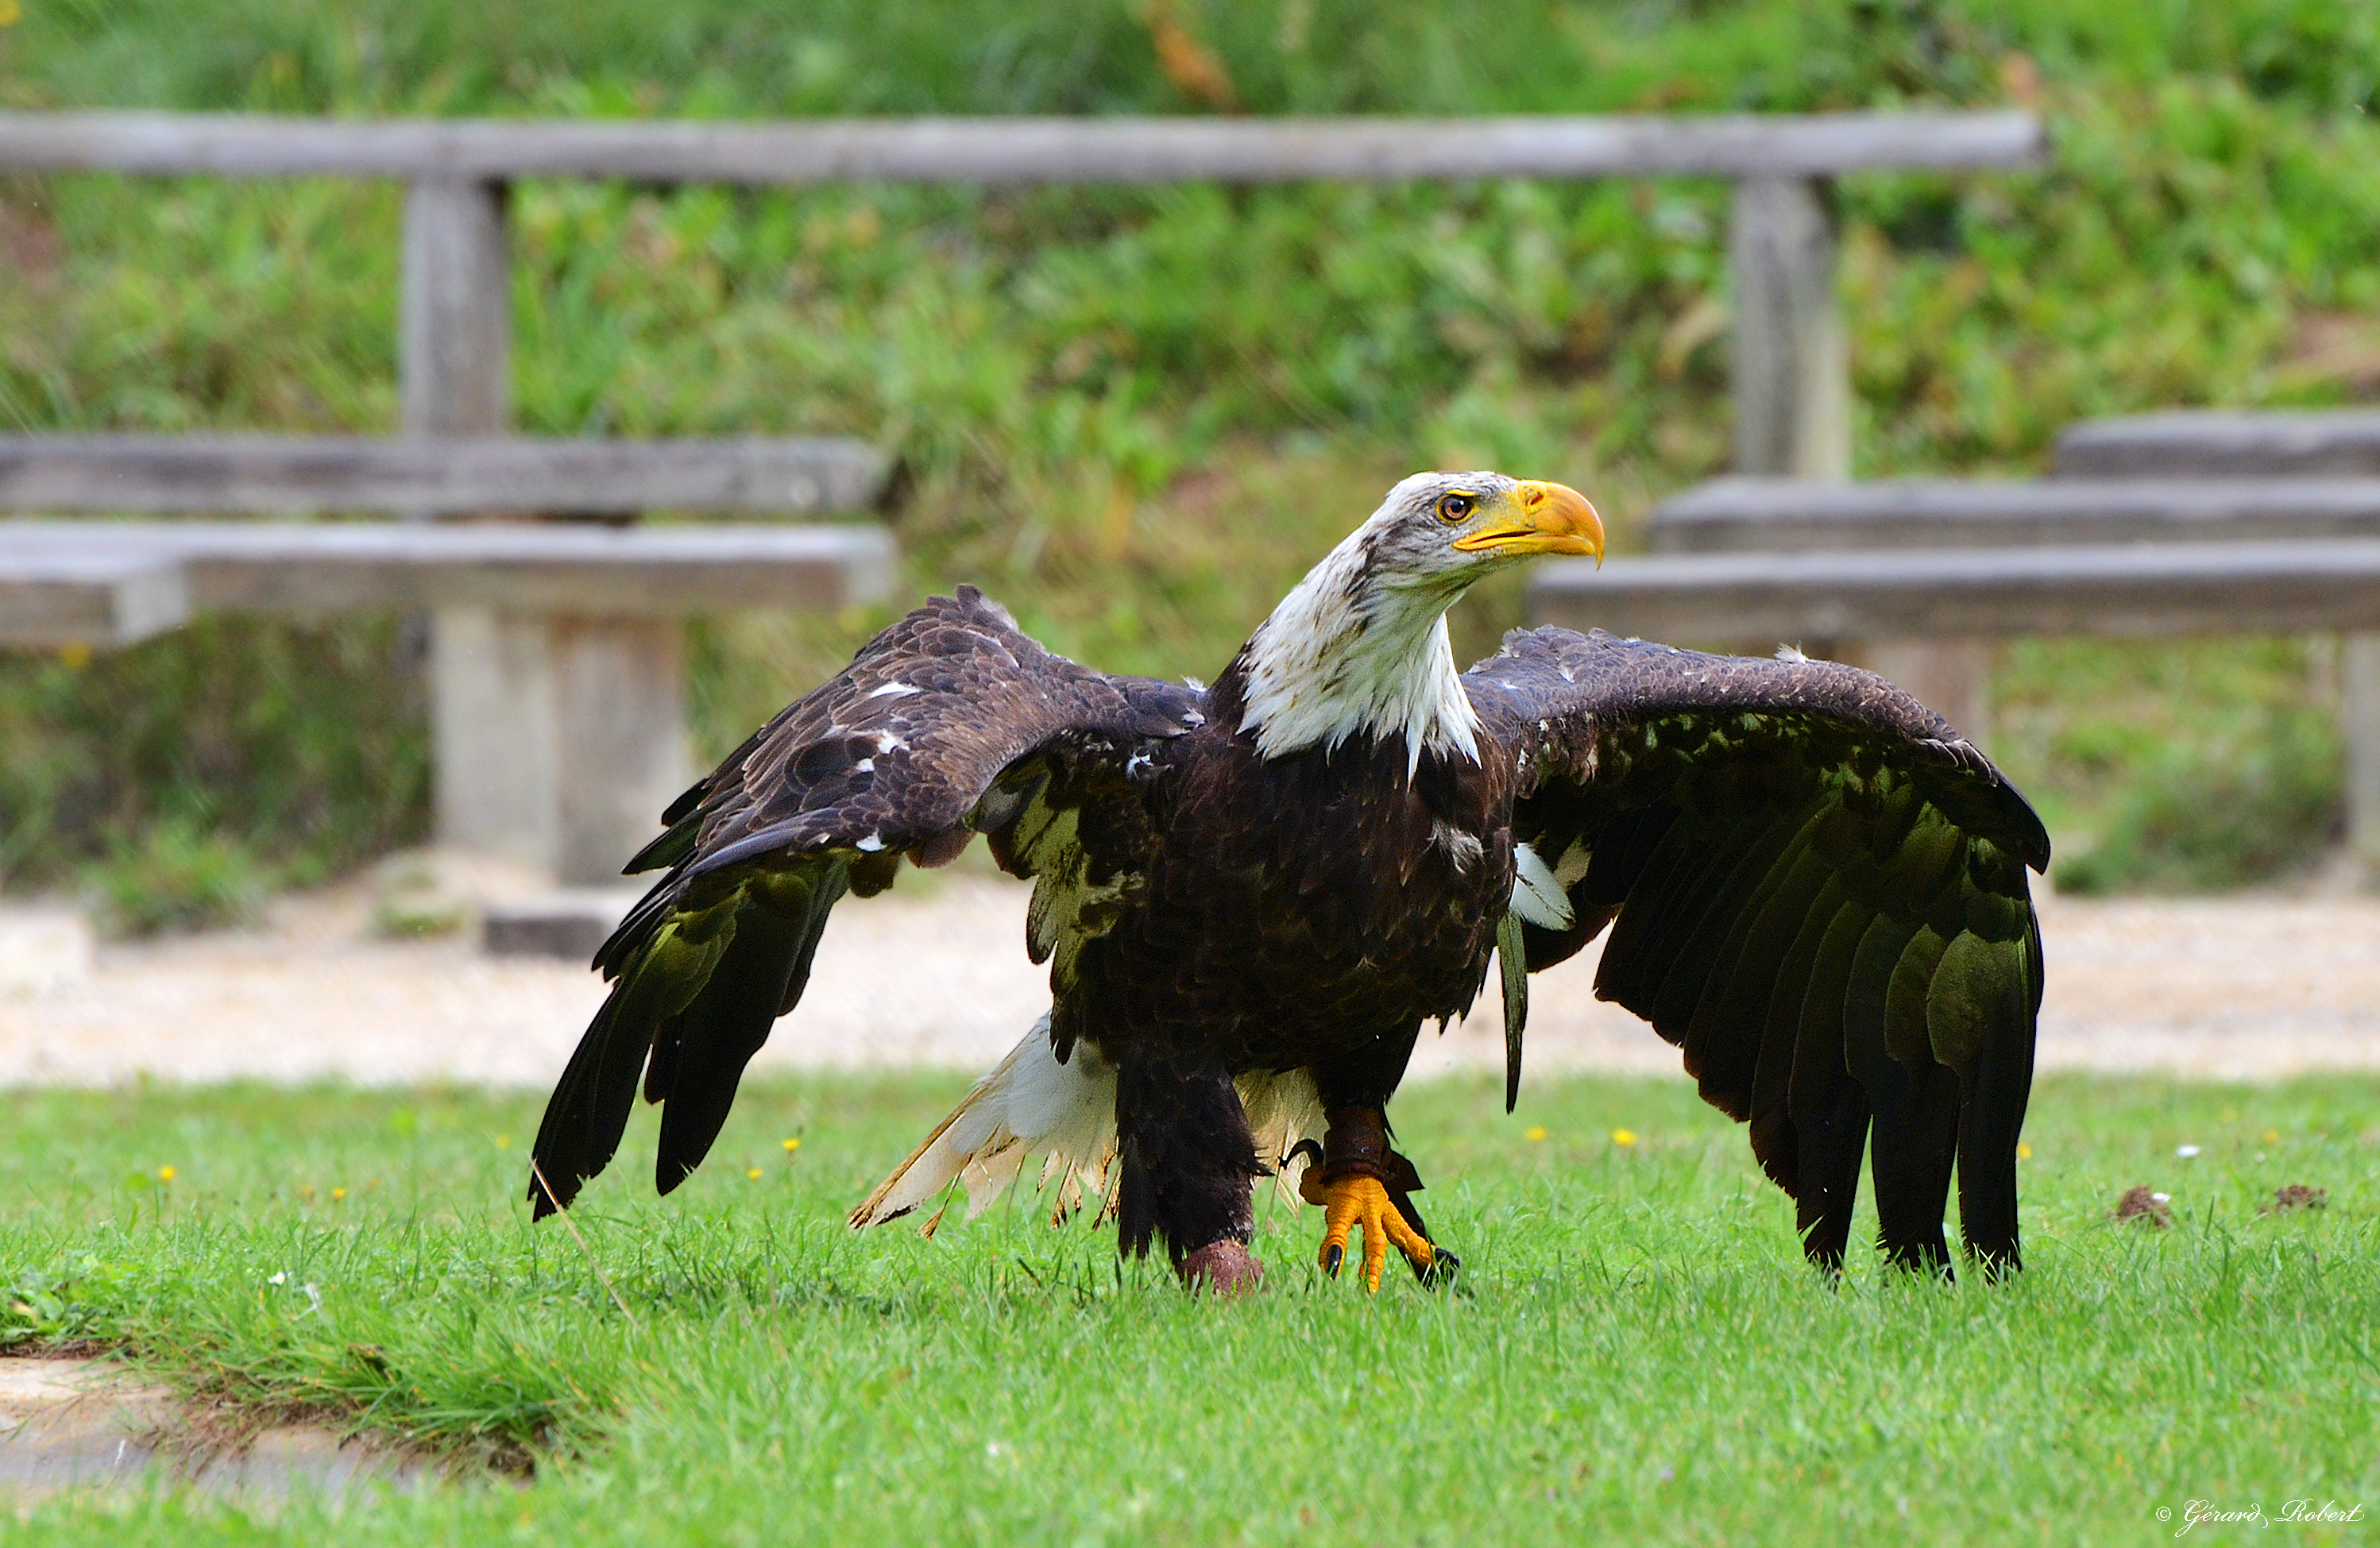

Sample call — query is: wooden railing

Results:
[0,109,2044,483]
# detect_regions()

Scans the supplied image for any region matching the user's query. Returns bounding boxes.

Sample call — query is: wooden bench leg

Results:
[431,607,559,873]
[1867,639,1992,746]
[550,615,693,886]
[2346,633,2380,870]
[431,610,692,883]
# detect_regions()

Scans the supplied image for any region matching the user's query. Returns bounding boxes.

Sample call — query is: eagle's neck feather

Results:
[1230,532,1481,774]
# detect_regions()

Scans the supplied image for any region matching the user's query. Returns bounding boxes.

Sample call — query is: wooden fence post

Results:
[1730,176,1991,742]
[403,177,691,884]
[1729,177,1849,481]
[400,180,512,438]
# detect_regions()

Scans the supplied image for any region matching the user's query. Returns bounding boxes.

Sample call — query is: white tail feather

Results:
[849,1014,1325,1232]
[1238,1067,1327,1209]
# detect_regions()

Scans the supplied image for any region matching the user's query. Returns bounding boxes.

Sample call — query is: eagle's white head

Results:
[1231,471,1604,771]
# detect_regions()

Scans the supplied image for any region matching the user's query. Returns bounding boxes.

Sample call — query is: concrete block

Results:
[482,887,644,961]
[0,906,93,993]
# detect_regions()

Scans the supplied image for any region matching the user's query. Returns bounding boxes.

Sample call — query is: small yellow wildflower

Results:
[2261,1129,2281,1145]
[0,2,21,27]
[156,1165,176,1183]
[494,1134,512,1151]
[746,1167,763,1180]
[58,640,91,669]
[1524,1125,1547,1143]
[782,1137,802,1153]
[1611,1129,1637,1148]
[331,1187,348,1202]
[2016,1143,2032,1160]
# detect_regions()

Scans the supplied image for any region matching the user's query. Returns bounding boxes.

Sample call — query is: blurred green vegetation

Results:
[2,0,2378,912]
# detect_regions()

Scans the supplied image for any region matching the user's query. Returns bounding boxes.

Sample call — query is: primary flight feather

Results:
[530,472,2046,1292]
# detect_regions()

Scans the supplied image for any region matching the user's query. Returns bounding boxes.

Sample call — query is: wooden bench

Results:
[0,442,894,882]
[1608,475,2380,738]
[1532,467,2380,863]
[1535,539,2380,640]
[2049,408,2380,862]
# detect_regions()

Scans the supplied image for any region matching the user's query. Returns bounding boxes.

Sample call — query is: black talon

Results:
[1323,1242,1343,1277]
[1381,1184,1455,1287]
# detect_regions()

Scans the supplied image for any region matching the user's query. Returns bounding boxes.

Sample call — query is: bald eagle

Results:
[529,473,2046,1292]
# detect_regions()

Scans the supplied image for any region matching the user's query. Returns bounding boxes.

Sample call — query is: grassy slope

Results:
[3,1,2380,903]
[2,1072,2376,1543]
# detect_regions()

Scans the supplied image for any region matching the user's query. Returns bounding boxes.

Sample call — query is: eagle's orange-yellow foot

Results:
[1303,1172,1441,1291]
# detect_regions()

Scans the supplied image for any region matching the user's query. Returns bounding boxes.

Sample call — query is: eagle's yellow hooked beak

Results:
[1450,480,1605,563]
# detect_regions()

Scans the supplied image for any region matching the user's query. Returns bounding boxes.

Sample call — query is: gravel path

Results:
[2,878,2375,1087]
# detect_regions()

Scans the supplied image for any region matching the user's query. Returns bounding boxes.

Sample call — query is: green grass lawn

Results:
[3,1071,2375,1544]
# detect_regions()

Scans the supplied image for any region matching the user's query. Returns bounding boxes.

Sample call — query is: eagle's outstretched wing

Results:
[1463,627,2049,1272]
[528,586,1205,1216]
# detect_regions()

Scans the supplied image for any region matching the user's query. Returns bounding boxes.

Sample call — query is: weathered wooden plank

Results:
[0,522,898,616]
[0,548,188,647]
[0,435,892,515]
[0,110,2046,183]
[1650,477,2380,551]
[1531,541,2380,641]
[2055,411,2380,478]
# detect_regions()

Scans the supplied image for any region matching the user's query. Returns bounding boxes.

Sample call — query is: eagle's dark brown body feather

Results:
[531,583,2047,1277]
[1048,707,1520,1257]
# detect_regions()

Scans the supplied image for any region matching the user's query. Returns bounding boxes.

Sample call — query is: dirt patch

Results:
[0,1355,438,1504]
[2113,1186,2173,1228]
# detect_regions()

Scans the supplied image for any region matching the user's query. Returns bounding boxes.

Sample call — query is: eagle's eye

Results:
[1435,492,1476,523]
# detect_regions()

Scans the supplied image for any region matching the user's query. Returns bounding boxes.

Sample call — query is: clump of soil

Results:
[2114,1186,2172,1227]
[2260,1184,2328,1214]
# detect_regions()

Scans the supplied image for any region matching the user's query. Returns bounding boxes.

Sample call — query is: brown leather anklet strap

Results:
[1298,1106,1425,1202]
